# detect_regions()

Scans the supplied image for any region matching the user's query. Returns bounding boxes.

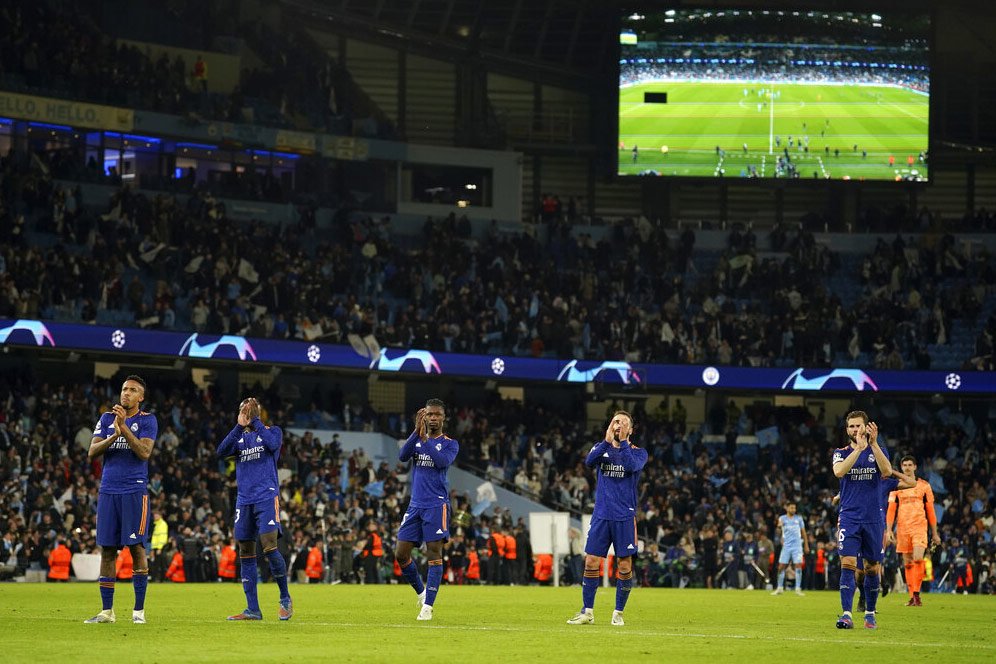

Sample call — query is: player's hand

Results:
[112,405,126,433]
[884,530,895,547]
[415,408,426,440]
[866,421,879,446]
[605,423,619,447]
[237,401,251,427]
[619,420,633,443]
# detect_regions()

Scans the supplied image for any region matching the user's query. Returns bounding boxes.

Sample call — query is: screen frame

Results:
[611,2,936,186]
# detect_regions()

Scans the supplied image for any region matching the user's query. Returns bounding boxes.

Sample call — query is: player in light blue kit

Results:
[567,411,648,627]
[771,501,809,596]
[395,399,459,621]
[84,375,157,625]
[216,397,292,621]
[832,410,892,630]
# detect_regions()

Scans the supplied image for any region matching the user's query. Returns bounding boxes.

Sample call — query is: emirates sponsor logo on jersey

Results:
[240,445,266,462]
[600,462,627,478]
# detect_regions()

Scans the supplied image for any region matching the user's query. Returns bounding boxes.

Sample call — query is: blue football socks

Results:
[264,548,291,601]
[582,568,600,610]
[98,576,115,611]
[241,555,260,613]
[615,570,633,612]
[839,567,856,613]
[132,568,148,611]
[864,571,880,613]
[400,559,425,595]
[425,560,443,606]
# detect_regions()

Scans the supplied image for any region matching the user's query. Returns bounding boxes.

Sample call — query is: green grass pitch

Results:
[4,584,993,662]
[619,81,929,180]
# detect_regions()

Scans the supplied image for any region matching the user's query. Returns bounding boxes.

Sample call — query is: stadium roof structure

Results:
[282,0,996,149]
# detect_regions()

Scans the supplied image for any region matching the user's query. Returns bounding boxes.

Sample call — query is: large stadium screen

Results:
[617,9,931,181]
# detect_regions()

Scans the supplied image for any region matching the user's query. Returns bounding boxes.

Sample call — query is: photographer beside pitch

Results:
[567,410,648,627]
[216,397,293,621]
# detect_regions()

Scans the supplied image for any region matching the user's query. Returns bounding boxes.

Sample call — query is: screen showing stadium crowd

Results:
[620,46,928,92]
[620,10,929,91]
[0,369,993,593]
[2,149,994,373]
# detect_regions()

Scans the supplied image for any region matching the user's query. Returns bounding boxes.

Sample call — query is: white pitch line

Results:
[769,85,775,154]
[884,100,927,122]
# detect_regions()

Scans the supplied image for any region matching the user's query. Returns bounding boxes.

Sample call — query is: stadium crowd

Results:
[620,59,928,92]
[2,146,994,373]
[0,0,354,135]
[1,367,994,594]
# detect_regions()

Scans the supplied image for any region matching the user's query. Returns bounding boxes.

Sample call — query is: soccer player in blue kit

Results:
[217,397,293,621]
[567,410,648,627]
[832,410,893,630]
[395,399,459,621]
[84,375,157,624]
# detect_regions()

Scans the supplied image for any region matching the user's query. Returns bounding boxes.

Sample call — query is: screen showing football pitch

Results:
[618,9,931,181]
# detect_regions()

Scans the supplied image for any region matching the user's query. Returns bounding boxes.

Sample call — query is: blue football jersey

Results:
[833,444,889,524]
[399,432,459,508]
[216,418,282,505]
[93,411,158,494]
[586,440,648,521]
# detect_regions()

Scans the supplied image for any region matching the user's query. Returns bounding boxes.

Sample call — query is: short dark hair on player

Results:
[900,454,917,466]
[124,374,147,393]
[614,410,634,425]
[844,410,868,424]
[425,398,446,412]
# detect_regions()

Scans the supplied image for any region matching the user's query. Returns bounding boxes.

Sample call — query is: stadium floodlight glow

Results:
[628,13,644,20]
[664,10,676,16]
[871,14,882,21]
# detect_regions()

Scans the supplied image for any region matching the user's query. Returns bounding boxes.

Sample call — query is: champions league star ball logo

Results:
[945,373,961,390]
[111,329,126,349]
[491,358,505,375]
[307,345,321,363]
